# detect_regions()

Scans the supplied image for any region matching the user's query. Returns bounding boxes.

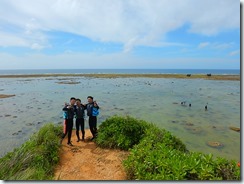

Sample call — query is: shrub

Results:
[123,125,240,180]
[0,123,62,180]
[95,116,150,150]
[95,115,240,180]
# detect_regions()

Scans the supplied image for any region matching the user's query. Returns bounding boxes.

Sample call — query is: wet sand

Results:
[0,73,240,80]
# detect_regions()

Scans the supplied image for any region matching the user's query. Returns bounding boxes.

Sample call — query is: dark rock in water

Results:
[37,122,42,124]
[18,130,22,132]
[172,102,178,104]
[185,122,194,126]
[212,126,216,128]
[229,126,240,132]
[13,116,17,118]
[184,126,204,135]
[171,120,179,123]
[4,114,11,117]
[26,123,34,126]
[12,132,18,136]
[206,141,224,149]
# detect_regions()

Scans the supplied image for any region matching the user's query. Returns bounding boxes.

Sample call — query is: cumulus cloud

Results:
[0,0,240,51]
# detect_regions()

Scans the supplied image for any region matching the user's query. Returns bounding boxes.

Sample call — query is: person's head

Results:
[87,96,93,103]
[70,97,76,105]
[76,98,81,106]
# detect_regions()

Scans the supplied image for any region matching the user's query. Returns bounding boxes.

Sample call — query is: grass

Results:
[0,123,62,180]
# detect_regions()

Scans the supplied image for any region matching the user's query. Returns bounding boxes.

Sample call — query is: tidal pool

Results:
[0,77,240,161]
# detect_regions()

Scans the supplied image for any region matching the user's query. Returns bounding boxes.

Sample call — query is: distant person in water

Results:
[75,98,86,142]
[85,96,99,140]
[61,97,76,146]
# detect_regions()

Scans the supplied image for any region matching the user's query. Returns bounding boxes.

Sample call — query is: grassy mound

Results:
[0,123,62,180]
[96,116,240,180]
[95,116,150,150]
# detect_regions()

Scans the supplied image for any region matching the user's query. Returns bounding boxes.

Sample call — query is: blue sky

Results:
[0,0,240,69]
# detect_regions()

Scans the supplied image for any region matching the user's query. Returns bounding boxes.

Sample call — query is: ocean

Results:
[0,69,241,162]
[0,69,240,75]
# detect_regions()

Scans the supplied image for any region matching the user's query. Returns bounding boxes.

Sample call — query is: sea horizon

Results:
[0,68,240,75]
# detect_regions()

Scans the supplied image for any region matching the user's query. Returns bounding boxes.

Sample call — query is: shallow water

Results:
[0,77,240,161]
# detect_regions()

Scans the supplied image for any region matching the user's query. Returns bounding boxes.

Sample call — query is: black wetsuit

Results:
[62,105,75,144]
[75,105,86,141]
[86,102,99,138]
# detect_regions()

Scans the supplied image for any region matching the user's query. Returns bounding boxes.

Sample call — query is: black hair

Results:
[70,97,76,101]
[87,96,93,100]
[76,98,81,102]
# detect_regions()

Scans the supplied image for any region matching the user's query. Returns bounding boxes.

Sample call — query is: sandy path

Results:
[54,129,129,180]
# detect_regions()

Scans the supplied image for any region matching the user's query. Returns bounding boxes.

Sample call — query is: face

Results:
[76,100,81,106]
[87,98,93,103]
[70,99,76,105]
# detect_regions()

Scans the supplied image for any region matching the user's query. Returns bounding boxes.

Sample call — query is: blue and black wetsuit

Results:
[86,102,99,139]
[62,105,75,144]
[75,105,86,141]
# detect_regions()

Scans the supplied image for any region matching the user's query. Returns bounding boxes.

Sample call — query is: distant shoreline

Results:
[0,73,240,80]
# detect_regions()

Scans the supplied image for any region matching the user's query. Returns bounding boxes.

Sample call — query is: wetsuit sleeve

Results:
[63,105,69,111]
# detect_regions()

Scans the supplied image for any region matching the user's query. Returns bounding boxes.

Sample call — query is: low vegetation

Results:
[0,116,240,180]
[96,116,240,180]
[0,123,62,180]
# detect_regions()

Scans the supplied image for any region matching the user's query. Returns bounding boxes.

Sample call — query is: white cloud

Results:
[0,51,240,70]
[198,42,210,49]
[198,42,235,50]
[0,0,240,51]
[229,50,240,56]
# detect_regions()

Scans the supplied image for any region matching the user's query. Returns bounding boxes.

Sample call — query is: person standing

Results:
[62,97,76,146]
[75,99,86,142]
[85,96,99,140]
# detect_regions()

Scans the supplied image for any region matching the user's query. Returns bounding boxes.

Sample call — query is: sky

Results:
[0,0,241,70]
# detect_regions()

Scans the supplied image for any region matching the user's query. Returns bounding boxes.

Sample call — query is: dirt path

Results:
[54,129,129,180]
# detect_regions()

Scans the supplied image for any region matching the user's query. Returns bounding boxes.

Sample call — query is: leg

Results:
[89,116,97,139]
[81,118,85,140]
[67,119,73,145]
[89,117,94,137]
[75,118,80,142]
[60,119,67,144]
[93,116,98,137]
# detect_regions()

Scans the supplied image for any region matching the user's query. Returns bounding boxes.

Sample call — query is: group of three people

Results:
[61,96,99,146]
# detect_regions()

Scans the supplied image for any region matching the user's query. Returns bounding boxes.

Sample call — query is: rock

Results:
[206,141,224,149]
[26,123,34,126]
[229,126,240,132]
[0,94,15,98]
[4,114,11,117]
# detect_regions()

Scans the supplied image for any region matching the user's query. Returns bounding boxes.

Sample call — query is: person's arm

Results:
[63,104,71,111]
[94,101,99,109]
